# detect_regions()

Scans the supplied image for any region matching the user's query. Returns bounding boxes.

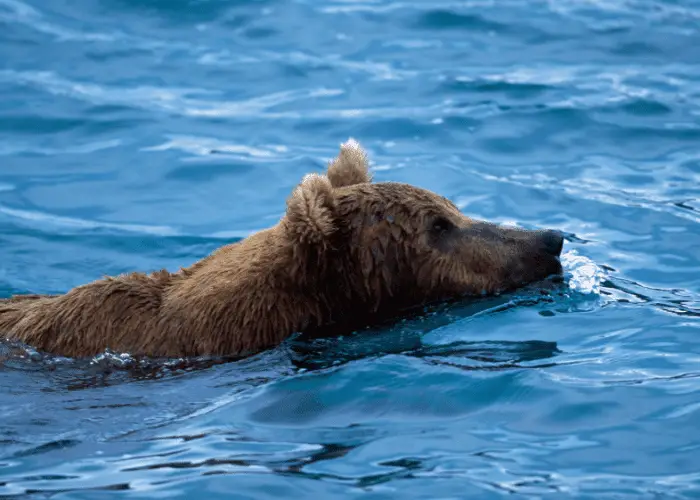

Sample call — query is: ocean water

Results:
[1,0,700,498]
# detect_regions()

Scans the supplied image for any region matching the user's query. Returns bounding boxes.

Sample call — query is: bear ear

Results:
[285,174,337,246]
[327,138,373,188]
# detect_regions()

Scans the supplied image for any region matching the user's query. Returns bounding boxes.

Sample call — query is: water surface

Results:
[1,0,700,498]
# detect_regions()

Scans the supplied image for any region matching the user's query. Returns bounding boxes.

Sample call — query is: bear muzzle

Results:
[537,229,565,257]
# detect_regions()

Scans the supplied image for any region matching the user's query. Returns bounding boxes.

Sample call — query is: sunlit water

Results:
[1,0,699,498]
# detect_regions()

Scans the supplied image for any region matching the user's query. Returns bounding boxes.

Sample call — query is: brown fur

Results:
[0,139,564,359]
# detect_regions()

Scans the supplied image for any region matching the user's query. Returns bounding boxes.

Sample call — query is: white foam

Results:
[561,249,605,295]
[90,350,135,368]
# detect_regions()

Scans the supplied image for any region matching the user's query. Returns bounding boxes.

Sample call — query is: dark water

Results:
[1,0,700,498]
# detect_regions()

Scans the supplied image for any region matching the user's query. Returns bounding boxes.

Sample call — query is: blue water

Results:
[1,0,700,498]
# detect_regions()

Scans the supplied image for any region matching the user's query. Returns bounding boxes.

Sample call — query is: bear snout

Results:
[538,230,564,257]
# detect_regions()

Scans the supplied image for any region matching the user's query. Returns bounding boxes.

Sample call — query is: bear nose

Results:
[540,230,564,256]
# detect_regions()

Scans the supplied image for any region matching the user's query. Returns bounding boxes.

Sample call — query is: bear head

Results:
[283,139,564,325]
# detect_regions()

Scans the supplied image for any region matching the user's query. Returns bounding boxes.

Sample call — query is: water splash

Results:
[561,249,606,295]
[89,349,138,369]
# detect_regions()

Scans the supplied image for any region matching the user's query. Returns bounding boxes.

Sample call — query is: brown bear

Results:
[0,139,564,360]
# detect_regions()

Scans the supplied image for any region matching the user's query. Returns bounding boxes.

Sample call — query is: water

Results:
[1,0,699,497]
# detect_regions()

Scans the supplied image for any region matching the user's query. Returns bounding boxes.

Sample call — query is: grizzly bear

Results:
[0,139,564,360]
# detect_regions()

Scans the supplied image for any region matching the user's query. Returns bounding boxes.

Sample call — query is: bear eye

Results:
[431,216,453,234]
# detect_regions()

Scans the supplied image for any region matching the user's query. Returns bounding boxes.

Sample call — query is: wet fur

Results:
[0,140,562,359]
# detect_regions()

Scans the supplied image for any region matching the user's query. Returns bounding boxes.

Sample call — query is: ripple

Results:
[198,49,415,81]
[471,167,700,225]
[0,0,116,42]
[413,9,508,32]
[0,139,122,156]
[319,1,497,14]
[142,135,289,160]
[442,76,552,99]
[13,439,81,458]
[1,69,349,119]
[0,205,179,236]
